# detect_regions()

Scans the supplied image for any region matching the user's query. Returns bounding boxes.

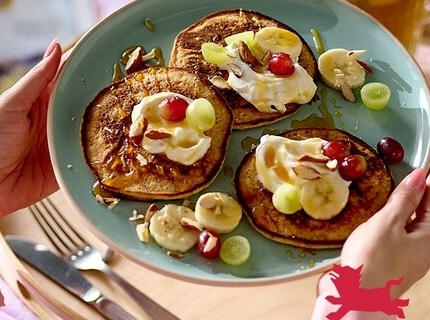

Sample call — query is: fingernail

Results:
[405,168,426,190]
[43,38,58,58]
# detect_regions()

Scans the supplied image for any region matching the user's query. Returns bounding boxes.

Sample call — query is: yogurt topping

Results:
[206,27,317,113]
[255,135,337,192]
[220,43,317,113]
[130,92,211,165]
[255,135,351,219]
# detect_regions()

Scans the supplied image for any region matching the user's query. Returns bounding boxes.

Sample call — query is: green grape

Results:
[272,183,302,214]
[360,82,391,110]
[201,43,227,65]
[186,98,216,132]
[220,235,251,266]
[224,31,255,47]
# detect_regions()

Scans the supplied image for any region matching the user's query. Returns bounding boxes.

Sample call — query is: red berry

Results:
[338,155,367,181]
[268,52,295,76]
[158,96,188,122]
[322,140,351,161]
[197,230,221,260]
[377,137,404,164]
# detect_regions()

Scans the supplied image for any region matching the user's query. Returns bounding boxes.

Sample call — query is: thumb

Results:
[407,171,430,233]
[380,168,426,226]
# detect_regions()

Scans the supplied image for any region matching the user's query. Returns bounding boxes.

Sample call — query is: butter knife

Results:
[5,235,136,320]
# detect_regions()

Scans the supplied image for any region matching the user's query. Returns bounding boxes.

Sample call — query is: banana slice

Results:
[149,204,200,252]
[300,174,349,220]
[250,26,302,61]
[318,48,366,101]
[195,192,242,233]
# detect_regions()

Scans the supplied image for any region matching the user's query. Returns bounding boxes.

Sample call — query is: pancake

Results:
[169,9,318,130]
[234,128,395,249]
[81,67,233,201]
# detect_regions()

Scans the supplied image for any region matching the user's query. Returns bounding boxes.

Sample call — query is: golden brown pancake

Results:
[81,67,233,201]
[169,9,318,130]
[234,128,395,249]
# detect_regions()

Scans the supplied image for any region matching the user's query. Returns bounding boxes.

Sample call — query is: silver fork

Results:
[30,198,179,320]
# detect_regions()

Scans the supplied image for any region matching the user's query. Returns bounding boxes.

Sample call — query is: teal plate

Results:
[48,0,430,286]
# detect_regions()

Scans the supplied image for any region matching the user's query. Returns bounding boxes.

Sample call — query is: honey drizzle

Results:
[291,88,335,129]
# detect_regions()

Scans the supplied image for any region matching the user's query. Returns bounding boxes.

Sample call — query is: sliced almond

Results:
[297,153,330,163]
[105,197,120,209]
[167,251,185,259]
[356,60,373,74]
[136,153,148,166]
[125,47,145,74]
[180,217,203,231]
[238,40,261,68]
[214,204,222,215]
[103,127,113,134]
[326,159,339,171]
[145,130,172,140]
[145,203,159,223]
[130,134,143,145]
[129,209,145,221]
[203,233,218,253]
[214,192,230,203]
[227,63,244,78]
[209,75,231,90]
[340,82,356,102]
[199,196,217,209]
[292,164,322,180]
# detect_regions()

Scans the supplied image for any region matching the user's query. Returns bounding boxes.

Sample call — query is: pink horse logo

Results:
[325,264,409,319]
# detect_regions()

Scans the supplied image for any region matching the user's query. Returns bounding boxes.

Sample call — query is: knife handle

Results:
[91,296,136,320]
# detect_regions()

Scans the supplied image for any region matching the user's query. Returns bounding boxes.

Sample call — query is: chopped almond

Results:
[227,63,244,78]
[209,76,231,89]
[180,217,203,231]
[199,196,217,209]
[340,82,355,102]
[292,164,322,180]
[125,47,145,74]
[297,153,330,163]
[167,251,185,259]
[326,159,339,171]
[145,203,159,223]
[238,40,261,68]
[129,209,145,221]
[145,130,172,140]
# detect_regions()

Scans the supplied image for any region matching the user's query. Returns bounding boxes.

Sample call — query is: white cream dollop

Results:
[220,43,317,113]
[130,92,211,166]
[255,135,351,219]
[211,27,317,113]
[255,135,331,192]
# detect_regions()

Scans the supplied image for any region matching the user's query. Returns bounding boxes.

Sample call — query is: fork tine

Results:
[31,198,87,257]
[30,200,178,319]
